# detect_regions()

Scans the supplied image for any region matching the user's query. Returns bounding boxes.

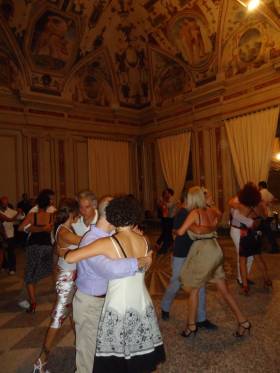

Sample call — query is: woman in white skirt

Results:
[33,198,81,373]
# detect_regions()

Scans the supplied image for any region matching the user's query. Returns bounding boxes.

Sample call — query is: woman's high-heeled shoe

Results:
[26,302,36,313]
[264,279,272,290]
[234,320,251,337]
[240,285,249,296]
[180,324,198,338]
[33,358,49,373]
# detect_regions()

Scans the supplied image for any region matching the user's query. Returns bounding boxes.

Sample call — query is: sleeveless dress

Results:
[239,209,263,258]
[93,236,166,373]
[180,231,225,289]
[50,225,78,328]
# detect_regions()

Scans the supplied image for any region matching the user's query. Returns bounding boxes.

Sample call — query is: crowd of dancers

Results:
[0,181,278,373]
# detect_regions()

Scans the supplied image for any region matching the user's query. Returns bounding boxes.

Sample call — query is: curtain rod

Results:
[224,104,279,122]
[155,128,192,140]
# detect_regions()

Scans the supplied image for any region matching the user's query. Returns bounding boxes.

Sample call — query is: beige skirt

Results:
[180,232,225,289]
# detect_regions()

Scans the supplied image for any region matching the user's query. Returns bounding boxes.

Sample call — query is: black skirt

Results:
[93,344,166,373]
[239,229,262,257]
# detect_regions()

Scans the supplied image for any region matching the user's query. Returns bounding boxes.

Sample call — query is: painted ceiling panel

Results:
[1,0,280,110]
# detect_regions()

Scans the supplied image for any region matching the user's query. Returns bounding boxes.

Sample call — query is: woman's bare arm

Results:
[0,211,18,222]
[58,227,81,246]
[65,238,115,263]
[18,213,33,231]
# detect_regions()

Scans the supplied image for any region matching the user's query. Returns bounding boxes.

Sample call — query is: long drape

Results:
[88,138,130,197]
[225,107,279,187]
[157,132,191,201]
[271,138,280,171]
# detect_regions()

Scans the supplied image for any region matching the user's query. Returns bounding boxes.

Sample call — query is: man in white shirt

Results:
[258,181,276,216]
[72,190,98,236]
[258,181,279,253]
[0,196,20,275]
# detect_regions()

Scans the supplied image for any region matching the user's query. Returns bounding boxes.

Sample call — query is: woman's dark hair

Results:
[105,195,144,227]
[54,198,79,235]
[238,182,262,207]
[36,192,51,210]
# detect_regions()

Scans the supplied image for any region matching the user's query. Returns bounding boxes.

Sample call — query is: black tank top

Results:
[28,213,52,246]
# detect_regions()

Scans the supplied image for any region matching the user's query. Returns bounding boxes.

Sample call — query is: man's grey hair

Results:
[98,196,113,218]
[77,190,98,208]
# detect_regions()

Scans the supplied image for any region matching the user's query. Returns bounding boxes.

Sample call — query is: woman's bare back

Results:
[110,231,148,259]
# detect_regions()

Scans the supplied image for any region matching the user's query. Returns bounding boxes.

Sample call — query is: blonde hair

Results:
[187,186,206,210]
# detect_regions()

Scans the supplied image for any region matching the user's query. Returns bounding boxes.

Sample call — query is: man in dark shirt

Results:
[160,200,217,330]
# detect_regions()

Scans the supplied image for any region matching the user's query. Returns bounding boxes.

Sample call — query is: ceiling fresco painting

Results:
[1,0,280,110]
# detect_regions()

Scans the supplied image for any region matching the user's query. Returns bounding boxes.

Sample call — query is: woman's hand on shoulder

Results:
[137,251,152,272]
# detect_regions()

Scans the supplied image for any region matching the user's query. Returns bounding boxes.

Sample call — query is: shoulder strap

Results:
[143,236,149,256]
[110,236,122,258]
[112,235,127,258]
[34,213,37,226]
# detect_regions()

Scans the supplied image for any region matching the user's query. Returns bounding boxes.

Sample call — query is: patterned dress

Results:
[93,236,165,373]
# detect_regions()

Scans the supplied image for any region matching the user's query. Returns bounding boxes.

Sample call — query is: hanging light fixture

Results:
[236,0,260,11]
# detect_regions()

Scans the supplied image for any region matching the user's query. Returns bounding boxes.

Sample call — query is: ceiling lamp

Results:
[236,0,260,11]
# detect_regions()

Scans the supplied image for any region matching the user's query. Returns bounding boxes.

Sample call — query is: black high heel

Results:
[26,302,36,313]
[234,320,251,337]
[180,324,197,338]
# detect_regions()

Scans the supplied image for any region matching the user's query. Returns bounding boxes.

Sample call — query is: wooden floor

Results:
[0,234,280,373]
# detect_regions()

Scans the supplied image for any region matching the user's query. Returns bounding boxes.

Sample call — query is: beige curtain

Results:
[225,107,279,187]
[157,132,191,201]
[271,138,280,171]
[88,138,130,197]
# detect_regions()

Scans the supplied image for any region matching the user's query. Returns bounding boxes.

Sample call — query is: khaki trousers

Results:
[73,289,104,373]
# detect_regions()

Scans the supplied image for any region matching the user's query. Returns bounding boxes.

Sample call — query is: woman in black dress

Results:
[19,192,54,313]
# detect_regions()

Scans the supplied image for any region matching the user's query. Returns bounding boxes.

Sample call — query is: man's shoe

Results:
[268,249,280,254]
[18,299,30,310]
[197,319,218,330]
[161,310,169,321]
[247,279,255,286]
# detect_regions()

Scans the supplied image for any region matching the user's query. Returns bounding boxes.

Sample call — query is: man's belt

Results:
[94,294,106,298]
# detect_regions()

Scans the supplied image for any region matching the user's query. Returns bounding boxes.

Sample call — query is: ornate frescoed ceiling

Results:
[1,0,280,111]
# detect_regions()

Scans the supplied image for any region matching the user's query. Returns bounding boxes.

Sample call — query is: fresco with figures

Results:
[66,52,115,107]
[30,10,77,71]
[151,48,192,106]
[1,0,280,108]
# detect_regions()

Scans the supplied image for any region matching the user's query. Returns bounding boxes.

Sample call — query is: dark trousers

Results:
[3,237,16,271]
[156,217,174,254]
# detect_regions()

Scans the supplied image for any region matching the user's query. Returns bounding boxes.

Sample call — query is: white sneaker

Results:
[18,299,30,310]
[9,270,16,275]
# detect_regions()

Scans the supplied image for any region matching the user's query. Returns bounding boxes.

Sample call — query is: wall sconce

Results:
[276,152,280,161]
[236,0,260,11]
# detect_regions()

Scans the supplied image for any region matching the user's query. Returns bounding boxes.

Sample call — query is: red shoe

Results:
[26,302,36,313]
